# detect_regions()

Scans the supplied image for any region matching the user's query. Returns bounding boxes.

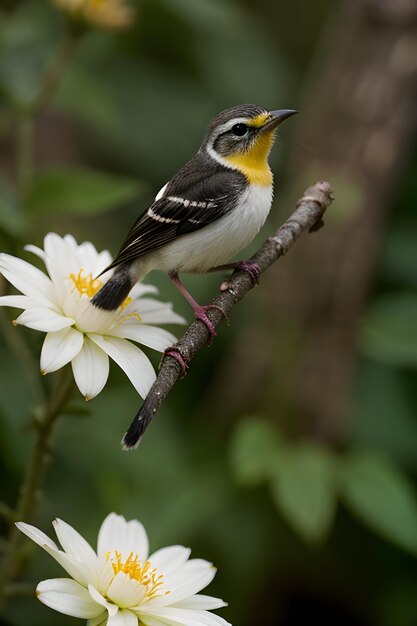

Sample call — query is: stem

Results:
[18,367,74,520]
[0,367,74,608]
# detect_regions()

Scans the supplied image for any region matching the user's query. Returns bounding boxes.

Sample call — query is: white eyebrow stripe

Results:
[215,117,250,136]
[147,207,180,224]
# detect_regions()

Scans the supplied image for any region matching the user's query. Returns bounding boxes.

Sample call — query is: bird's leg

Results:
[208,260,261,285]
[169,272,225,342]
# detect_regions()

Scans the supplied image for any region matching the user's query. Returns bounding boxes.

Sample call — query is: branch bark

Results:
[122,180,334,449]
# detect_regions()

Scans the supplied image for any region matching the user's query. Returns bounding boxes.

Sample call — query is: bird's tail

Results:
[91,266,133,311]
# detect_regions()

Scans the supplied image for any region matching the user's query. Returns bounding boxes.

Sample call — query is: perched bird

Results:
[92,104,297,345]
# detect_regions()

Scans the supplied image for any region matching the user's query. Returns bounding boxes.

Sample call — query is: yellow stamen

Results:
[69,269,134,311]
[120,296,133,311]
[107,551,169,600]
[70,269,103,298]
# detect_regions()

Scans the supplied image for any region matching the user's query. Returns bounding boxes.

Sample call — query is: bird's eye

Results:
[232,123,248,137]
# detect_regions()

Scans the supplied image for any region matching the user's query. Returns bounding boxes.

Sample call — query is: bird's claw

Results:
[161,347,188,378]
[234,261,261,285]
[194,304,228,344]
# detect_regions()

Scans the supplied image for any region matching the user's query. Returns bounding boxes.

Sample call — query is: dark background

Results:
[1,1,417,625]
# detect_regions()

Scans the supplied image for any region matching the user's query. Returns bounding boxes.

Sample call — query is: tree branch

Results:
[123,180,334,450]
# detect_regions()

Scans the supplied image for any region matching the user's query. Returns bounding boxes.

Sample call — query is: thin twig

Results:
[123,180,334,449]
[0,367,75,608]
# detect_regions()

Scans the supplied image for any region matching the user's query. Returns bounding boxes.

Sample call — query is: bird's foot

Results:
[234,261,261,285]
[194,304,228,344]
[162,347,188,378]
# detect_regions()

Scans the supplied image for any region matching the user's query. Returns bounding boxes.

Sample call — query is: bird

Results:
[91,104,297,352]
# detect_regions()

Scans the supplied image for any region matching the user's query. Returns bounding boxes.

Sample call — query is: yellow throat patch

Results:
[224,125,275,186]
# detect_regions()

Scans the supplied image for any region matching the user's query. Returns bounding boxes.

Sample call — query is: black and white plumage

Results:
[104,158,246,270]
[91,104,297,311]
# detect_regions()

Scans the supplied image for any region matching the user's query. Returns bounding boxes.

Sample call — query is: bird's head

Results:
[202,104,297,184]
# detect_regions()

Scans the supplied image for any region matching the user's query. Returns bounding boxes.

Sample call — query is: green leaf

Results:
[361,294,417,367]
[349,361,417,467]
[271,444,336,544]
[229,417,282,487]
[26,167,145,217]
[341,450,417,556]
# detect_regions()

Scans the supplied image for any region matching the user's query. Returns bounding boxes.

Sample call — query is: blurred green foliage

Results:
[1,1,417,625]
[27,167,145,216]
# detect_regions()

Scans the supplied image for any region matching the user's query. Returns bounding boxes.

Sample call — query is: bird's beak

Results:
[261,109,298,132]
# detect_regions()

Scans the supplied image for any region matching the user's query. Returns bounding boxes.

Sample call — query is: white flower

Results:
[0,233,185,400]
[17,513,231,626]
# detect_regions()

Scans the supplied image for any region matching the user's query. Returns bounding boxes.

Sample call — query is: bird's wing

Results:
[107,166,243,269]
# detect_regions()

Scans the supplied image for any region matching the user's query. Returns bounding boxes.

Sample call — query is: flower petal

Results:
[88,584,118,617]
[14,307,74,332]
[44,548,97,587]
[107,609,138,626]
[87,614,108,626]
[137,607,231,626]
[53,519,98,573]
[148,561,216,608]
[76,238,111,276]
[149,546,191,576]
[37,578,103,619]
[0,295,37,309]
[43,232,81,284]
[97,556,115,596]
[89,335,155,398]
[109,322,177,352]
[137,605,231,626]
[97,513,149,562]
[172,596,227,611]
[0,253,57,307]
[107,572,146,608]
[71,336,109,399]
[126,299,186,325]
[16,521,59,552]
[129,283,158,298]
[40,327,84,374]
[24,243,46,261]
[16,521,96,587]
[138,617,168,626]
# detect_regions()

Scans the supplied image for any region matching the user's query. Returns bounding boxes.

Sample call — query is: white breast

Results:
[149,184,273,274]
